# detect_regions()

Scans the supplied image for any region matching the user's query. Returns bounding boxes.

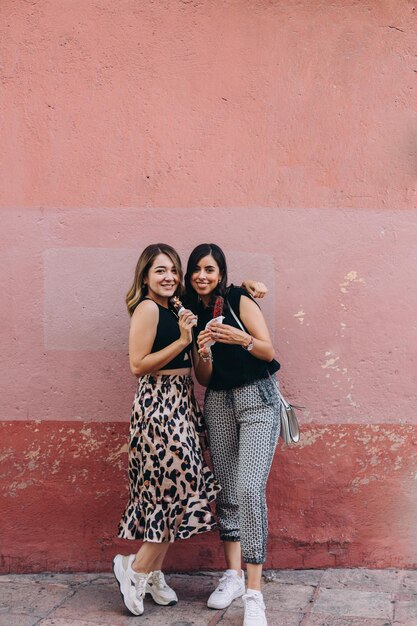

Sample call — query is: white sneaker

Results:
[243,591,267,626]
[207,569,245,609]
[112,554,149,616]
[146,569,178,606]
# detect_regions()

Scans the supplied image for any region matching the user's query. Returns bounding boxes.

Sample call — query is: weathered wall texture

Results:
[1,0,416,572]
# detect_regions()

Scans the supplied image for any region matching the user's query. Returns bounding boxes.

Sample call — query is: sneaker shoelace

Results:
[244,594,266,617]
[133,572,149,598]
[151,571,167,589]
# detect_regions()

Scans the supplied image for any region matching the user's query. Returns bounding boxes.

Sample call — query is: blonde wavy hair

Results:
[126,244,184,316]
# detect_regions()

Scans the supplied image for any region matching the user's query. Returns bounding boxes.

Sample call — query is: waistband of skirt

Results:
[138,374,194,387]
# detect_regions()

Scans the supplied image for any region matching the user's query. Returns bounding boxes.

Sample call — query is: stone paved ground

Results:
[1,568,417,626]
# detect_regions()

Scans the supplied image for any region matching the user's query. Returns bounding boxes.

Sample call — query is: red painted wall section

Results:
[1,1,417,572]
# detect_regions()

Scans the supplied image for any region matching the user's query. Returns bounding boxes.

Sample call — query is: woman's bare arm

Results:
[192,340,213,386]
[192,330,214,386]
[209,296,275,362]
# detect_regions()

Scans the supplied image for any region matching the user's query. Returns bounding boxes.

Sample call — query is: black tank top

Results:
[146,300,192,370]
[195,286,280,390]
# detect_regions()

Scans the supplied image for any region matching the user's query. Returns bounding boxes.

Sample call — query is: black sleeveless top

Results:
[144,299,192,370]
[195,286,280,390]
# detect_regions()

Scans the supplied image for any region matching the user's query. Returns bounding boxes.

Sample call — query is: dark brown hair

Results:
[185,243,228,311]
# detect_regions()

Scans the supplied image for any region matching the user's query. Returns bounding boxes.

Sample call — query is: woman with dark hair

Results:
[113,243,265,618]
[185,243,281,626]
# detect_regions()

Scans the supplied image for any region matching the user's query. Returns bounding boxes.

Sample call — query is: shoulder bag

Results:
[226,297,301,444]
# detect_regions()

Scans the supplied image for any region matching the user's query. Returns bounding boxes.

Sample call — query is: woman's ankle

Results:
[131,560,150,574]
[246,586,262,594]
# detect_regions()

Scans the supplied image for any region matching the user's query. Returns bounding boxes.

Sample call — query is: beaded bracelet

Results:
[200,348,213,363]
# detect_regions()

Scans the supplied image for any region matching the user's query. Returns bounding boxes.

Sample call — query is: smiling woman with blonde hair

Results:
[113,243,220,617]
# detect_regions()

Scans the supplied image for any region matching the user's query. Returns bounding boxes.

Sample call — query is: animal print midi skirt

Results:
[118,374,220,542]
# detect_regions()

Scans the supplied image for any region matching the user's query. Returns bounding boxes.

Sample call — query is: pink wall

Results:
[1,0,417,572]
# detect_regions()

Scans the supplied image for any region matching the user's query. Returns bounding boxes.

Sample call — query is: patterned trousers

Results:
[204,376,281,564]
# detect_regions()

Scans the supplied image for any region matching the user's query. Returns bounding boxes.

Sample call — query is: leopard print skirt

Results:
[118,374,220,542]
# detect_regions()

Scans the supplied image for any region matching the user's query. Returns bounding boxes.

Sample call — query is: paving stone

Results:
[0,579,72,616]
[394,597,417,624]
[398,570,417,595]
[37,617,118,626]
[312,588,394,620]
[223,599,303,626]
[262,583,315,612]
[304,615,393,626]
[259,610,303,626]
[320,568,402,593]
[0,614,39,626]
[134,602,220,626]
[167,574,220,602]
[264,569,324,587]
[0,574,101,586]
[209,601,242,626]
[1,569,415,626]
[51,578,218,626]
[268,613,304,626]
[50,583,140,625]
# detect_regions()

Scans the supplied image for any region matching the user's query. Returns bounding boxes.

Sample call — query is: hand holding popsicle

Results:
[197,329,214,362]
[203,295,224,347]
[204,315,225,347]
[170,296,197,345]
[170,296,186,317]
[170,296,198,326]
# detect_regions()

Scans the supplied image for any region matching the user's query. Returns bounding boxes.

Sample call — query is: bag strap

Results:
[226,298,245,332]
[227,297,304,411]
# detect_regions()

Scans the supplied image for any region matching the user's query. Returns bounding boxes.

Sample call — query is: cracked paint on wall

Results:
[2,422,417,572]
[339,271,365,294]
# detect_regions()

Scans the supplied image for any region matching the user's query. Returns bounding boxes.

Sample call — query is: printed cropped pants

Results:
[204,376,281,564]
